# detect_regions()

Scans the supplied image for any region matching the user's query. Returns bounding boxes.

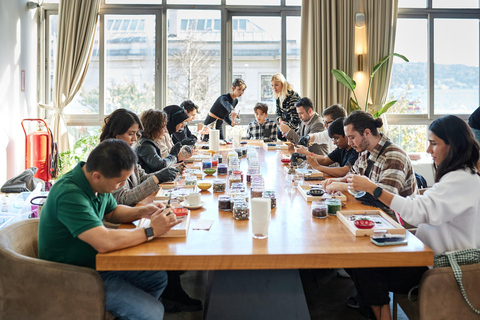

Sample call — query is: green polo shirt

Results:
[38,162,117,269]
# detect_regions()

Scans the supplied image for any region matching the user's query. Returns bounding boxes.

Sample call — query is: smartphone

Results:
[371,237,408,246]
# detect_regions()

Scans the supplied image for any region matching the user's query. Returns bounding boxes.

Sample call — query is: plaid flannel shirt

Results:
[352,134,417,197]
[246,119,278,140]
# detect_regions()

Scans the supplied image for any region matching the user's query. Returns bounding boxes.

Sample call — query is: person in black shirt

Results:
[203,78,246,140]
[303,117,358,177]
[468,106,480,143]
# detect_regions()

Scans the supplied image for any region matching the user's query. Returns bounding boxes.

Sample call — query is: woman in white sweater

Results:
[347,115,480,320]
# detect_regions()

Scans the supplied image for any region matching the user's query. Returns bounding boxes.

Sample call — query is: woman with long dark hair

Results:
[100,108,178,206]
[347,115,480,320]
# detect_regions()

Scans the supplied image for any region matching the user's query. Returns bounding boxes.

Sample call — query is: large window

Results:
[42,2,301,142]
[386,3,480,152]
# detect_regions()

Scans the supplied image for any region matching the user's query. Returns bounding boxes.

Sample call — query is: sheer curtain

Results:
[40,0,100,152]
[365,0,399,113]
[300,0,355,113]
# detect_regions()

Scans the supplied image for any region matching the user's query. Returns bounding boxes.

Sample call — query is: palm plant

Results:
[331,53,409,118]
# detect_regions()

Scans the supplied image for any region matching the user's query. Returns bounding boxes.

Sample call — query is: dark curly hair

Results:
[343,110,383,136]
[100,108,143,142]
[140,109,167,140]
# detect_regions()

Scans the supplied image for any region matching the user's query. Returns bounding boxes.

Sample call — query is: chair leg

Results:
[392,293,398,320]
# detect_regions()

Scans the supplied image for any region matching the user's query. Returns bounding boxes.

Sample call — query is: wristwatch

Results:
[144,227,154,241]
[373,187,383,200]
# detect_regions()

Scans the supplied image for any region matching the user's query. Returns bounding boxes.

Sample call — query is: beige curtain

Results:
[364,0,399,112]
[40,0,100,152]
[300,0,355,113]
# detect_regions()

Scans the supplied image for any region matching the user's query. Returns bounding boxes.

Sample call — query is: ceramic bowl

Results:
[354,219,375,229]
[197,182,212,191]
[204,168,217,175]
[309,188,325,196]
[281,158,291,164]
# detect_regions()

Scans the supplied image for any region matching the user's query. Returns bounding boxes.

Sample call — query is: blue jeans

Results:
[99,270,168,320]
[472,127,480,143]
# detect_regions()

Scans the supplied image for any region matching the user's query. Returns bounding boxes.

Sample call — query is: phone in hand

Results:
[371,236,408,246]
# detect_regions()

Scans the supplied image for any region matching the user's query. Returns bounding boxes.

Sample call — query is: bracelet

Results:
[310,152,314,156]
[344,177,348,183]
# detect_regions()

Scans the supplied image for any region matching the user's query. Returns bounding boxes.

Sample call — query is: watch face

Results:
[145,227,154,238]
[374,187,383,199]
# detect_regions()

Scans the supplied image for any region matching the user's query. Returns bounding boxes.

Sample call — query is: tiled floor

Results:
[164,270,409,320]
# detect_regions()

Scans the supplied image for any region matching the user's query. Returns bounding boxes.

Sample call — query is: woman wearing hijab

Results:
[156,105,195,159]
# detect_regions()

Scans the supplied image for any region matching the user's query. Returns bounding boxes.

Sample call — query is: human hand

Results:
[306,155,318,168]
[138,203,163,219]
[294,145,309,156]
[154,167,179,184]
[347,175,376,194]
[150,207,182,237]
[169,142,182,157]
[279,124,291,133]
[298,135,310,147]
[326,181,348,193]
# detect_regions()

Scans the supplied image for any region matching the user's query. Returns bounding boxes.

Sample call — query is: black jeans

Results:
[203,115,224,141]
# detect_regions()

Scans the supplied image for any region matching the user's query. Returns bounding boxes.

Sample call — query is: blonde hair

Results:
[271,73,293,103]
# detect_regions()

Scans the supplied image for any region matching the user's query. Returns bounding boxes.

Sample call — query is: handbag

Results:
[408,248,480,314]
[0,167,44,193]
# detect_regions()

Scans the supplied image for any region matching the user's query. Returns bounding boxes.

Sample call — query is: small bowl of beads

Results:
[204,168,216,176]
[197,181,212,191]
[281,158,291,164]
[354,219,375,229]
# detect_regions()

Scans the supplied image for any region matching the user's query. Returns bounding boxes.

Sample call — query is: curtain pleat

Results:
[300,0,355,113]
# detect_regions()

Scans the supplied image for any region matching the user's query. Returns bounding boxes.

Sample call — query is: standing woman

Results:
[135,109,183,174]
[346,115,480,320]
[271,73,301,140]
[203,78,246,140]
[156,105,195,159]
[99,109,179,207]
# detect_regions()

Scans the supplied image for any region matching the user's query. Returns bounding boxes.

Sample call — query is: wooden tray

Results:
[155,188,194,201]
[135,212,191,238]
[283,166,324,178]
[263,142,288,151]
[244,140,264,146]
[183,168,203,178]
[184,154,211,163]
[337,210,405,237]
[297,184,346,202]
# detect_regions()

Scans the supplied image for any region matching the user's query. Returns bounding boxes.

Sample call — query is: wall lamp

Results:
[355,12,367,72]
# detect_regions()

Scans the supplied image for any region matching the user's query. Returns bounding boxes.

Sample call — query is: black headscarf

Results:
[164,105,189,135]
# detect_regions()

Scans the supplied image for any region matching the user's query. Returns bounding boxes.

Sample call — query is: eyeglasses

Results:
[325,120,334,125]
[331,137,341,143]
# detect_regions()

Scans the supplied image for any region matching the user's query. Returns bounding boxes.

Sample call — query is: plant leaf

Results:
[331,69,356,91]
[348,98,360,113]
[373,100,397,119]
[371,53,409,78]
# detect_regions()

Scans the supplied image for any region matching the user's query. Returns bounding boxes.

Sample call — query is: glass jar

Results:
[184,176,197,186]
[202,158,212,169]
[213,179,226,193]
[263,190,276,209]
[215,154,223,164]
[311,201,328,219]
[251,186,264,198]
[232,170,243,182]
[218,195,232,211]
[235,148,242,158]
[229,174,242,188]
[230,182,245,193]
[326,198,342,216]
[227,151,238,165]
[211,158,218,167]
[233,200,249,220]
[217,163,228,175]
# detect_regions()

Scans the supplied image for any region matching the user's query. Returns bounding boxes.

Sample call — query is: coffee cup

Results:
[186,192,201,206]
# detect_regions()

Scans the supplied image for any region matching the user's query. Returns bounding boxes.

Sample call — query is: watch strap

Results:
[373,187,383,200]
[144,227,154,241]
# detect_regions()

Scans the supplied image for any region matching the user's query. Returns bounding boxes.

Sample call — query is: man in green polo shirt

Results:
[39,139,181,320]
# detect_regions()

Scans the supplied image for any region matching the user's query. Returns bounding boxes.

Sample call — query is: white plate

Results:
[180,200,205,210]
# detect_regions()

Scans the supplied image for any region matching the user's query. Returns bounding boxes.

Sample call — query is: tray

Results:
[135,211,191,238]
[184,154,212,163]
[155,188,195,201]
[297,184,346,202]
[244,140,264,146]
[183,168,203,178]
[263,142,288,151]
[337,210,405,237]
[284,166,324,178]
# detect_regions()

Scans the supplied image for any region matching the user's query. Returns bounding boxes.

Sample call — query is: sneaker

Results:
[346,296,360,309]
[336,268,351,278]
[161,295,203,313]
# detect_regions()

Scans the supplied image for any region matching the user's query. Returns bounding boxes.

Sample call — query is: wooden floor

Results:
[164,270,409,320]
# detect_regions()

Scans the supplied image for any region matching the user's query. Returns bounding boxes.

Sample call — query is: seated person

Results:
[279,97,328,155]
[468,106,480,143]
[135,109,184,174]
[346,115,480,320]
[246,102,278,141]
[156,105,195,159]
[38,139,182,320]
[100,109,202,313]
[203,78,246,140]
[100,108,178,206]
[173,100,208,144]
[293,117,358,177]
[298,104,347,153]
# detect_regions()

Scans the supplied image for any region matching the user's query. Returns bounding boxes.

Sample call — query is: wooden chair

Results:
[0,219,115,320]
[393,263,480,320]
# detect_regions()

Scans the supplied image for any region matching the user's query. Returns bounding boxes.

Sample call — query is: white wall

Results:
[0,0,38,184]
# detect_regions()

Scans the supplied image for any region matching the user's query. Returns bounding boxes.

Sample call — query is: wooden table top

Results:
[96,142,433,271]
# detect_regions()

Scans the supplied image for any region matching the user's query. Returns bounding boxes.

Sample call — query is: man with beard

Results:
[323,110,417,200]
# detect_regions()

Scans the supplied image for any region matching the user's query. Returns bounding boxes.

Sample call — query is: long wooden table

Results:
[96,144,433,271]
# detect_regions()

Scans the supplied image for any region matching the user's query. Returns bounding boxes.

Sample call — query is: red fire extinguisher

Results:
[21,119,55,183]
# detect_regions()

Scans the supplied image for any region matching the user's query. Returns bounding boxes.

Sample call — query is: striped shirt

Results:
[352,134,417,197]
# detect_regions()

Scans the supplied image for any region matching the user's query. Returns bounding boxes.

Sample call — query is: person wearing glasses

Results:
[293,117,358,177]
[203,78,246,140]
[99,108,179,207]
[156,105,195,160]
[295,104,347,154]
[271,73,301,141]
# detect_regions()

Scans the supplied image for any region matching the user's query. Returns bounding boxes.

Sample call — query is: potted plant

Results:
[331,53,409,118]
